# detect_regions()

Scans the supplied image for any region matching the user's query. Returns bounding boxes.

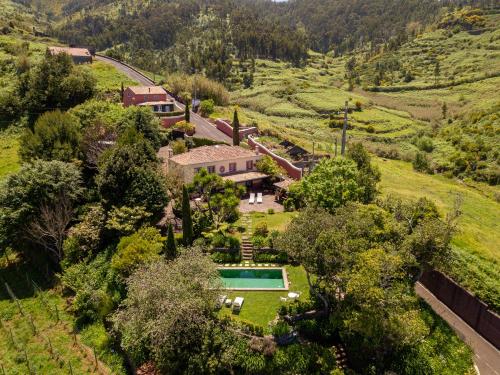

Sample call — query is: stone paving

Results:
[238,193,284,213]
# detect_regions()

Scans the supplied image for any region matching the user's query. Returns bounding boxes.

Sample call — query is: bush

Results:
[355,101,362,111]
[171,139,187,155]
[165,73,229,105]
[413,151,430,172]
[254,222,269,237]
[366,125,375,133]
[254,251,288,264]
[200,99,215,117]
[174,120,195,135]
[267,208,275,215]
[416,136,434,153]
[211,233,240,250]
[211,251,241,263]
[251,235,267,249]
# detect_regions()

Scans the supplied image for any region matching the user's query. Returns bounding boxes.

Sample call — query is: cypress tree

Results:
[185,102,190,122]
[165,223,177,259]
[232,109,240,146]
[182,185,193,246]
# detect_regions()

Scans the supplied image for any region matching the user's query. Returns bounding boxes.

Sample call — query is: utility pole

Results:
[341,100,348,156]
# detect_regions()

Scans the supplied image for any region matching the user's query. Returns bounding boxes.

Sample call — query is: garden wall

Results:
[248,137,303,180]
[215,119,258,141]
[420,270,500,349]
[161,115,185,128]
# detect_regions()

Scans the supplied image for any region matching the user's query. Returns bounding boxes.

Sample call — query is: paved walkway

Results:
[416,283,500,375]
[239,194,284,213]
[96,55,232,144]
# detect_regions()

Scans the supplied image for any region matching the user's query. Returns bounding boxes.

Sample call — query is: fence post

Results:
[54,304,59,323]
[29,314,36,335]
[24,348,32,375]
[93,347,98,369]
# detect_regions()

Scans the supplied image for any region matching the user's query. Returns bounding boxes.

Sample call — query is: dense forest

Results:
[48,0,492,77]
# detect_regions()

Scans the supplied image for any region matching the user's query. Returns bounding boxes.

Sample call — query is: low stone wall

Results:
[248,136,303,180]
[215,119,258,141]
[420,270,500,349]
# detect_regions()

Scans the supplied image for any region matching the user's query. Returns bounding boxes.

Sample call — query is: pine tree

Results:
[182,185,193,246]
[232,109,240,146]
[185,102,190,122]
[165,223,177,260]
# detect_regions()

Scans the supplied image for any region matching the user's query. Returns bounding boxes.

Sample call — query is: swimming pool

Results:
[218,268,288,290]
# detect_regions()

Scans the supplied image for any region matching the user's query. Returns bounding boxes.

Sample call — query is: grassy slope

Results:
[376,158,500,308]
[0,252,125,374]
[88,60,138,93]
[0,131,20,179]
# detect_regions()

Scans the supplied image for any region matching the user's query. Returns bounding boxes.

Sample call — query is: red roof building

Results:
[123,86,168,107]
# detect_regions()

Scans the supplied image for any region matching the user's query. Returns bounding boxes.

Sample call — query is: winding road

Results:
[95,55,232,144]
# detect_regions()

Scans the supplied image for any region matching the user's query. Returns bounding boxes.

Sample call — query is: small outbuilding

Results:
[48,46,92,64]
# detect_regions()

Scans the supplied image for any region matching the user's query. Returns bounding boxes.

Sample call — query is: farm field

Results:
[0,251,126,374]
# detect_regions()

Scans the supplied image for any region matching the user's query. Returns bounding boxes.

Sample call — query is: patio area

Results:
[239,193,284,213]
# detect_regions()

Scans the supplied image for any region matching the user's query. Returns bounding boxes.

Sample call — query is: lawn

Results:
[0,251,126,374]
[376,158,500,309]
[87,60,138,93]
[0,131,20,180]
[218,265,310,329]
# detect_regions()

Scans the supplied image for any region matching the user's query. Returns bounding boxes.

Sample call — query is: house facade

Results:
[165,145,265,184]
[48,47,92,64]
[123,86,169,107]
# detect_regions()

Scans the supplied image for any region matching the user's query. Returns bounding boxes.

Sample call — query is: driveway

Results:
[95,55,232,144]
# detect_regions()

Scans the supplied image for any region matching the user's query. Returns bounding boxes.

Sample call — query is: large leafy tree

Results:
[191,168,245,228]
[301,157,361,213]
[112,248,223,372]
[22,52,95,125]
[119,106,163,150]
[20,110,82,162]
[96,129,168,219]
[0,160,83,263]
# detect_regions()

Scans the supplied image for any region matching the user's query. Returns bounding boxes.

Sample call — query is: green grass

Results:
[218,265,310,328]
[376,158,500,309]
[88,60,138,93]
[0,131,20,180]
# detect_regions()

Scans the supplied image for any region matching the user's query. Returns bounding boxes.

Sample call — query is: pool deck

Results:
[218,267,289,291]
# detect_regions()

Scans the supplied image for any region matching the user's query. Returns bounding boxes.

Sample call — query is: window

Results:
[194,168,201,174]
[207,166,215,174]
[246,160,254,170]
[229,163,237,173]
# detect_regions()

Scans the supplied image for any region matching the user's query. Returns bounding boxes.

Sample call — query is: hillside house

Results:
[123,86,170,108]
[48,47,92,64]
[162,145,265,185]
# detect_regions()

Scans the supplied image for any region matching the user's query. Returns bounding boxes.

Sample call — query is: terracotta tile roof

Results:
[49,47,91,57]
[223,172,268,183]
[169,145,259,166]
[127,86,167,95]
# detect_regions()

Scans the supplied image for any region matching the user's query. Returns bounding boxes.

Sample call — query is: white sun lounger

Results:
[233,297,244,312]
[257,192,263,204]
[249,193,256,204]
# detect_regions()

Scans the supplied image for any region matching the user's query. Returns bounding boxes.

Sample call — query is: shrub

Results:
[211,251,240,263]
[165,73,229,105]
[366,125,375,133]
[174,120,195,135]
[251,235,267,249]
[267,208,275,215]
[416,136,434,153]
[272,321,290,337]
[200,99,215,117]
[171,139,187,155]
[254,222,269,237]
[355,101,362,111]
[413,152,430,172]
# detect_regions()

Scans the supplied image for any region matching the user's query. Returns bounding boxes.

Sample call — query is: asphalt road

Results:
[95,55,232,144]
[416,283,500,375]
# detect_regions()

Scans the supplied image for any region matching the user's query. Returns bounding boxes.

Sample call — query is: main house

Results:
[164,145,266,185]
[123,86,175,112]
[48,46,92,64]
